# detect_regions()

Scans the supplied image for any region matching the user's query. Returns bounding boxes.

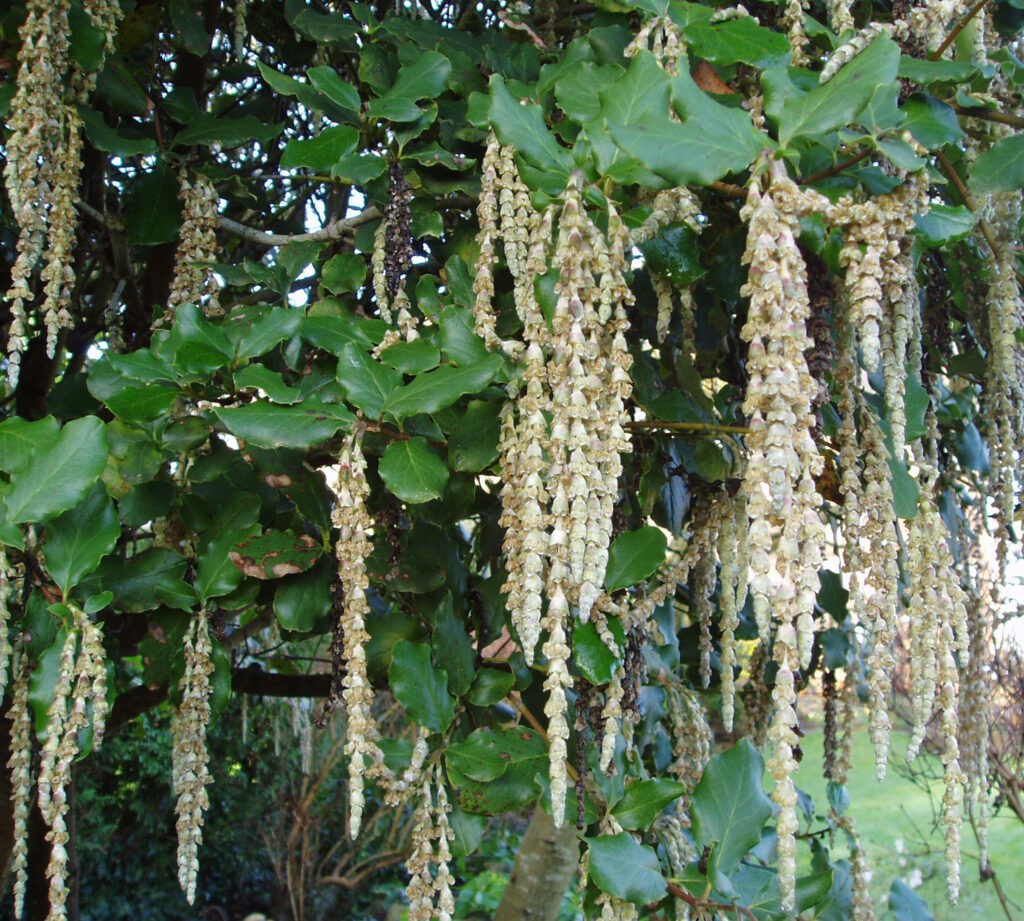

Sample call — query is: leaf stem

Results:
[665,882,759,919]
[950,103,1024,129]
[627,420,751,435]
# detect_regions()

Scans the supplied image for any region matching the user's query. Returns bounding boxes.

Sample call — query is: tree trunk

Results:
[494,806,580,921]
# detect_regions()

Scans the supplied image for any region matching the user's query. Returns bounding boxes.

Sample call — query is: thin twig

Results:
[931,0,990,61]
[800,148,872,185]
[627,419,751,435]
[218,206,380,246]
[666,882,759,920]
[950,103,1024,129]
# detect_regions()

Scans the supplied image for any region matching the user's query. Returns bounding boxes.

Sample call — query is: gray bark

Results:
[494,806,580,921]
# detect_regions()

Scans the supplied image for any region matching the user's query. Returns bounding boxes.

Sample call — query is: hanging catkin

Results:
[166,170,222,322]
[7,647,32,920]
[327,432,380,838]
[173,609,214,905]
[740,161,827,911]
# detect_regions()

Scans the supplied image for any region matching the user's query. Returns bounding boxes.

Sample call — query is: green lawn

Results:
[793,726,1024,920]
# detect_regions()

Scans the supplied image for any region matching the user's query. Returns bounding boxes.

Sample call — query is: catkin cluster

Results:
[38,606,108,921]
[327,433,381,838]
[173,609,215,906]
[624,14,685,73]
[478,162,635,827]
[739,161,826,911]
[7,649,33,920]
[405,768,456,921]
[905,461,969,902]
[982,193,1024,565]
[166,171,223,321]
[3,0,122,383]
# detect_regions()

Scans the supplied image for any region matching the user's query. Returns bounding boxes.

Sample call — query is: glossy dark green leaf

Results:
[612,779,687,830]
[605,526,668,592]
[273,561,333,632]
[572,618,623,684]
[466,669,515,707]
[78,107,157,157]
[173,113,283,149]
[337,342,404,419]
[448,400,502,472]
[914,205,976,247]
[234,365,302,404]
[389,639,456,731]
[0,416,60,473]
[902,94,964,150]
[4,417,109,524]
[378,339,441,374]
[384,355,502,421]
[123,161,182,245]
[321,253,367,295]
[640,223,705,286]
[97,548,194,613]
[446,726,547,813]
[431,594,475,697]
[488,75,572,175]
[971,132,1024,193]
[378,437,450,503]
[768,35,900,147]
[216,399,354,449]
[586,833,668,905]
[45,484,120,594]
[691,739,773,875]
[281,126,360,171]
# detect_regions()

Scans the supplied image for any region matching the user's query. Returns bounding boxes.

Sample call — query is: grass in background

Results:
[794,726,1024,920]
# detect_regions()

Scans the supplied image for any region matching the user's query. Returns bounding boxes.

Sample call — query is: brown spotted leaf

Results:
[228,530,322,580]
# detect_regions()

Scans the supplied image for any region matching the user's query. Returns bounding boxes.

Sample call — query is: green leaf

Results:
[274,562,332,633]
[448,400,502,472]
[78,107,157,157]
[124,162,182,245]
[234,364,302,404]
[378,339,441,375]
[611,64,766,186]
[337,342,403,419]
[488,75,572,175]
[586,833,668,905]
[384,355,502,421]
[572,617,624,684]
[103,384,180,423]
[173,113,283,149]
[170,0,211,54]
[368,51,452,120]
[4,417,109,524]
[389,639,456,731]
[889,456,920,519]
[904,374,930,442]
[197,522,261,602]
[96,548,194,613]
[45,484,120,594]
[228,530,322,579]
[769,35,901,147]
[640,223,705,286]
[556,62,622,123]
[466,669,515,707]
[0,416,60,473]
[439,306,491,366]
[902,94,964,150]
[691,739,773,875]
[446,726,547,814]
[682,11,792,68]
[612,779,687,830]
[379,438,450,504]
[321,253,367,295]
[605,526,668,592]
[817,569,848,623]
[431,594,475,697]
[166,303,233,373]
[281,126,360,171]
[216,399,354,449]
[307,66,361,115]
[914,204,976,247]
[971,132,1024,193]
[599,51,670,128]
[898,55,978,84]
[889,879,934,921]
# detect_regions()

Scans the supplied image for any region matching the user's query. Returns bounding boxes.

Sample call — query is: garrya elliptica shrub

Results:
[1,0,1023,916]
